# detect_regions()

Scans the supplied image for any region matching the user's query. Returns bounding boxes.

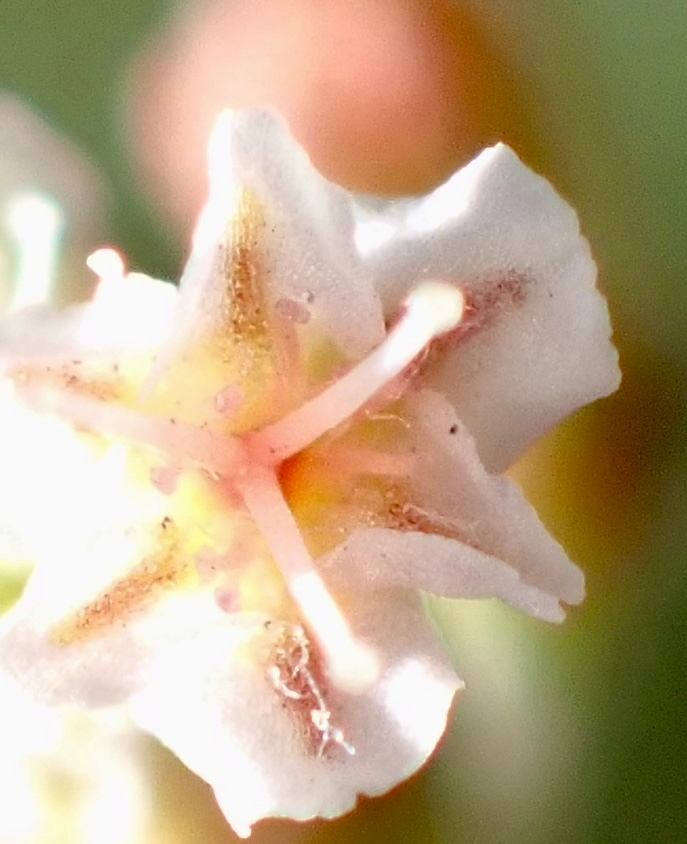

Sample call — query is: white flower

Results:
[0,109,619,837]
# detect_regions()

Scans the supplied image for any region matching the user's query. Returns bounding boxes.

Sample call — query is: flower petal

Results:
[409,389,584,607]
[129,588,460,837]
[159,108,385,375]
[356,144,620,471]
[318,531,565,623]
[0,565,260,707]
[0,391,205,706]
[320,389,582,617]
[0,273,177,366]
[0,304,89,362]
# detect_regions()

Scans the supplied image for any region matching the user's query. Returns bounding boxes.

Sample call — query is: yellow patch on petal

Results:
[147,187,293,434]
[156,467,292,619]
[280,411,417,556]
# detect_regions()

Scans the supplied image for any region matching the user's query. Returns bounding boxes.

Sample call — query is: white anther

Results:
[404,280,465,336]
[86,247,125,285]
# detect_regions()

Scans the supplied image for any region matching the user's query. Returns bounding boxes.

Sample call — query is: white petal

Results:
[0,274,177,366]
[318,531,564,623]
[0,573,260,708]
[0,606,149,707]
[130,589,460,837]
[0,383,103,573]
[0,393,202,706]
[410,389,583,607]
[357,144,620,471]
[320,389,582,617]
[0,303,87,361]
[160,108,385,369]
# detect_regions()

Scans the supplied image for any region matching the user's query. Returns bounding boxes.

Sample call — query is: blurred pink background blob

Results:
[129,0,523,230]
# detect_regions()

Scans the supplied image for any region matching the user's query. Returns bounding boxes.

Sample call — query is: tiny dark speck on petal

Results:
[449,424,458,435]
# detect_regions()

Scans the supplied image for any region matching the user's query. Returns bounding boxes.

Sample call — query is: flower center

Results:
[236,281,464,692]
[11,263,463,693]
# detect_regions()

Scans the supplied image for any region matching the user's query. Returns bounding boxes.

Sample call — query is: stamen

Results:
[238,468,379,694]
[81,249,177,353]
[250,281,464,462]
[86,247,126,285]
[15,383,247,476]
[5,192,64,311]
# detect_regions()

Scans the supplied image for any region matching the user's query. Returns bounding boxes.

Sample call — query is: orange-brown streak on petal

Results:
[223,187,271,357]
[51,518,191,645]
[213,187,302,427]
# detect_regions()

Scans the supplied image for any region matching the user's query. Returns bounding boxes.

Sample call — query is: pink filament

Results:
[237,467,378,693]
[17,384,246,476]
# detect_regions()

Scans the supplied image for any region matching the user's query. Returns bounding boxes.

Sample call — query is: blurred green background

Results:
[0,1,685,842]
